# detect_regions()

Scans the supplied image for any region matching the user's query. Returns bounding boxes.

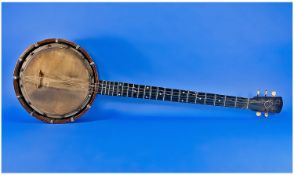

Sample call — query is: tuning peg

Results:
[264,90,268,96]
[264,112,269,118]
[271,91,277,97]
[256,111,261,117]
[257,90,260,96]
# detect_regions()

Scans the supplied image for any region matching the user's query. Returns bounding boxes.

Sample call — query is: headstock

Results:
[249,90,283,118]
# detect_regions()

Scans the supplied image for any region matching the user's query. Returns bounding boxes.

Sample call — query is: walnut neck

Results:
[95,80,250,110]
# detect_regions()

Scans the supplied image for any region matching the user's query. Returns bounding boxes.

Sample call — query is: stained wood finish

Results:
[95,80,283,113]
[13,39,98,124]
[14,39,283,124]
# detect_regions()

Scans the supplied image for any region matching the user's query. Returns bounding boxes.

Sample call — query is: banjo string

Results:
[21,76,248,103]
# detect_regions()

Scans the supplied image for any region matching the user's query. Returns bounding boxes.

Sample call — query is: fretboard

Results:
[94,80,250,109]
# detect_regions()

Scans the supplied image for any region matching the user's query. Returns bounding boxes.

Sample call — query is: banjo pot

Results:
[13,39,99,124]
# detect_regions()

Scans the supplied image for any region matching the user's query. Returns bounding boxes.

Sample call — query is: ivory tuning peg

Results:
[264,90,268,96]
[271,91,277,97]
[256,111,261,117]
[264,112,269,118]
[257,90,260,96]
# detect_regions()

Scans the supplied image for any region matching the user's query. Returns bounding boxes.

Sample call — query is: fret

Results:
[213,94,216,106]
[112,82,117,96]
[155,87,159,100]
[133,84,139,98]
[106,81,110,95]
[225,96,236,107]
[114,82,117,96]
[107,81,111,95]
[104,81,109,95]
[150,86,157,100]
[196,92,205,104]
[223,95,227,106]
[127,84,133,97]
[143,85,146,98]
[99,81,103,95]
[246,98,250,109]
[117,82,123,96]
[148,86,152,99]
[100,81,104,94]
[195,92,198,104]
[104,81,108,95]
[157,87,165,100]
[163,88,166,101]
[101,80,106,95]
[187,91,197,103]
[111,82,115,96]
[131,84,135,97]
[172,89,180,102]
[164,88,172,101]
[234,97,237,107]
[236,97,248,108]
[144,86,151,99]
[103,81,106,95]
[186,90,189,103]
[170,89,174,101]
[138,85,145,98]
[120,82,124,96]
[203,93,207,104]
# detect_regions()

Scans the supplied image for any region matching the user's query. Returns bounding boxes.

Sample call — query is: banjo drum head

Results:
[13,39,98,124]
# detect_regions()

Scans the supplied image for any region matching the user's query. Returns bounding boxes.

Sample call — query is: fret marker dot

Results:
[159,93,162,95]
[218,100,221,102]
[182,92,185,94]
[199,98,202,100]
[118,93,120,96]
[146,87,149,89]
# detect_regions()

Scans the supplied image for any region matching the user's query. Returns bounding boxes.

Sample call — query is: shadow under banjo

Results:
[13,39,283,124]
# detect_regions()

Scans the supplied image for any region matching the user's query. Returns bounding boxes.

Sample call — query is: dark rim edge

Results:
[13,38,99,124]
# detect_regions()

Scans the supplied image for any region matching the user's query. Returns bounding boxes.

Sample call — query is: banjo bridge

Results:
[37,70,44,89]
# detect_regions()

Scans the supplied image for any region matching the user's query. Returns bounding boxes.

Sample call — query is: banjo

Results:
[13,38,283,124]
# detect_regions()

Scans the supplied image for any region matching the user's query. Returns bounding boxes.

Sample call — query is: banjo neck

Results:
[95,80,251,110]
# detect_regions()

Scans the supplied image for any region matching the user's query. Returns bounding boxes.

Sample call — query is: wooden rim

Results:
[13,38,99,124]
